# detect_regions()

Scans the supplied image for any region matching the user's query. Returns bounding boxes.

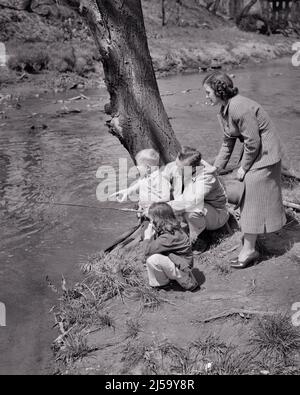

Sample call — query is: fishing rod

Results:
[4,200,142,213]
[39,201,142,212]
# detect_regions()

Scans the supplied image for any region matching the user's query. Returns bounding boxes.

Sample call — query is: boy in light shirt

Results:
[110,148,172,212]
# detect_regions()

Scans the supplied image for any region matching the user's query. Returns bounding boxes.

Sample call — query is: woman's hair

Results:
[135,148,160,167]
[148,202,181,235]
[203,72,239,101]
[177,146,202,168]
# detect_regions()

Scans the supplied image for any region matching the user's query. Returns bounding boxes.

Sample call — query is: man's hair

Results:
[177,146,202,168]
[135,148,160,167]
[148,202,181,235]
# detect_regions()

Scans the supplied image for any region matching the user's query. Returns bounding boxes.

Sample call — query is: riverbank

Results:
[0,1,298,98]
[52,191,300,375]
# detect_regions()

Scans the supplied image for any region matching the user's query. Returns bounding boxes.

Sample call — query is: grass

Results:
[121,339,153,374]
[53,331,97,365]
[51,244,169,370]
[8,43,50,73]
[157,341,191,374]
[214,261,231,276]
[250,315,300,366]
[206,350,254,375]
[189,334,229,358]
[119,337,257,375]
[125,318,142,339]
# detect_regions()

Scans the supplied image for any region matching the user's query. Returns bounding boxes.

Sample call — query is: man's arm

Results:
[168,173,216,213]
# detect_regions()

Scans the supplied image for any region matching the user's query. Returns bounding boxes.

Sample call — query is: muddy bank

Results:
[0,37,295,100]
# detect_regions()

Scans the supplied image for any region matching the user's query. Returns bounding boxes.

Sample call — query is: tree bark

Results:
[236,0,258,25]
[64,0,181,164]
[161,0,166,26]
[211,0,221,14]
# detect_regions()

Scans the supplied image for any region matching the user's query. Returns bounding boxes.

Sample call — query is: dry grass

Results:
[121,339,154,374]
[206,350,254,375]
[213,261,232,276]
[119,337,258,375]
[250,315,300,366]
[189,334,229,358]
[125,318,142,339]
[51,245,169,370]
[53,331,97,365]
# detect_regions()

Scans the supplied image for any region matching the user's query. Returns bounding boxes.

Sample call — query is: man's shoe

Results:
[230,251,260,269]
[192,238,208,255]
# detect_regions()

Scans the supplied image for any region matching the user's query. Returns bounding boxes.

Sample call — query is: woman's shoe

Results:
[230,251,260,269]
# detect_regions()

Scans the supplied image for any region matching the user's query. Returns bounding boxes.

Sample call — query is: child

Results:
[144,202,198,291]
[110,148,172,212]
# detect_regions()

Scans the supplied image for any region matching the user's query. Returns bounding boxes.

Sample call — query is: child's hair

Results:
[135,148,160,167]
[177,146,202,168]
[202,71,239,101]
[148,202,181,235]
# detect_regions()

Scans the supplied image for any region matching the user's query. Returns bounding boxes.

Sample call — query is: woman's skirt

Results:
[240,161,286,234]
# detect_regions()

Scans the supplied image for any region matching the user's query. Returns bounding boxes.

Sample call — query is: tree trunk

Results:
[176,0,182,24]
[236,0,257,25]
[211,0,221,14]
[64,0,181,164]
[162,0,166,26]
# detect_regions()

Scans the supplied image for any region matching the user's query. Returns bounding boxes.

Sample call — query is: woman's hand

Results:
[237,167,246,181]
[144,223,156,240]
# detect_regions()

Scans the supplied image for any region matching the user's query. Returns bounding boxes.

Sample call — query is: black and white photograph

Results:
[0,0,299,377]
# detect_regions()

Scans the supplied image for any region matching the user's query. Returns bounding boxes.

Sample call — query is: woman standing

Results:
[203,72,286,268]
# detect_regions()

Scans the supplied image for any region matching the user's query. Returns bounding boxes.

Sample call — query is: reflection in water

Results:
[0,58,299,374]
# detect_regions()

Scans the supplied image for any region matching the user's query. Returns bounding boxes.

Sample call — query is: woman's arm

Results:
[214,134,236,171]
[237,110,261,172]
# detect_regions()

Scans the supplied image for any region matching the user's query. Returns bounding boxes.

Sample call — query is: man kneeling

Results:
[167,147,229,252]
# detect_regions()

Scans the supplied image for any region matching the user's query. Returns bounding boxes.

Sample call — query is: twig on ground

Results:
[194,309,278,324]
[67,94,89,101]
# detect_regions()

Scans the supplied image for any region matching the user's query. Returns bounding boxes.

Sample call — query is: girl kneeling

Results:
[144,202,198,291]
